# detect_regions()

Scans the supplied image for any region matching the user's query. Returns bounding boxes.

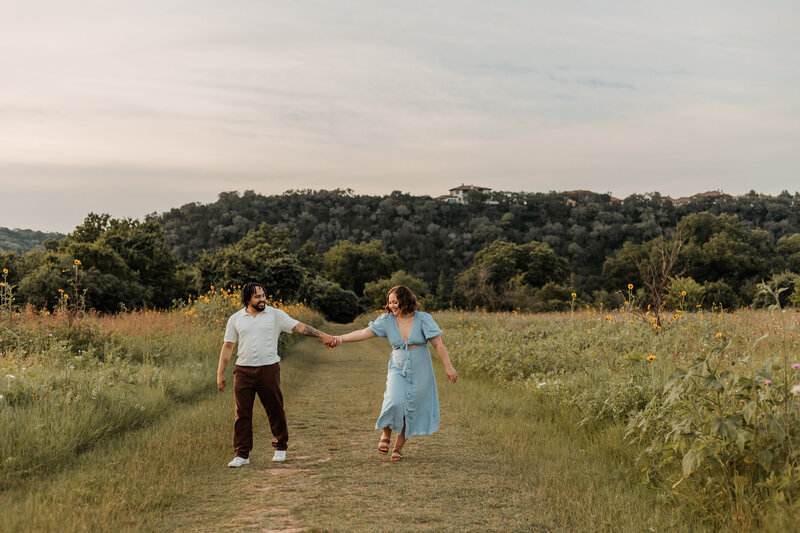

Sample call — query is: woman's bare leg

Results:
[378,427,392,453]
[393,422,406,454]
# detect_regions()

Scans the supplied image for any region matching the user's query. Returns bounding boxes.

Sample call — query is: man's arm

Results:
[217,341,235,391]
[292,322,335,346]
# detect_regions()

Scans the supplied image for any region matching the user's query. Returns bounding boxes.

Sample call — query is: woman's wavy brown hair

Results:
[385,285,420,315]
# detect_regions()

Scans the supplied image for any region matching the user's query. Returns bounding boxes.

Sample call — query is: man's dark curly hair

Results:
[241,282,266,306]
[385,285,420,315]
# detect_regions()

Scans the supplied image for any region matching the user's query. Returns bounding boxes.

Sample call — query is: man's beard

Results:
[252,301,266,311]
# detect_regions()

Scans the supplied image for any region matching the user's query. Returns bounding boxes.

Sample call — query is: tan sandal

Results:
[377,437,390,455]
[390,449,403,462]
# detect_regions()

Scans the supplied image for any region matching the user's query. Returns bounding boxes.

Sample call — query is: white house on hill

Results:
[437,184,492,205]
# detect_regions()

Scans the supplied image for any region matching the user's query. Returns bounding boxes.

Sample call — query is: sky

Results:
[1,1,799,233]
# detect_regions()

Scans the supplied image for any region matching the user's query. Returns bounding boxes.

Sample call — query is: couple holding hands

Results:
[217,282,457,466]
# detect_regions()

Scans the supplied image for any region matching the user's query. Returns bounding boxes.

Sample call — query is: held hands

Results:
[321,334,343,349]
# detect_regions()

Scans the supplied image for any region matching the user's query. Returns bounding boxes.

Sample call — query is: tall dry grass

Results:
[0,291,323,489]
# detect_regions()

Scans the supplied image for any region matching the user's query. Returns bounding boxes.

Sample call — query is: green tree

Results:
[196,230,307,303]
[775,234,800,273]
[363,270,429,311]
[452,240,569,310]
[16,214,187,312]
[601,241,645,294]
[678,212,772,304]
[322,240,400,295]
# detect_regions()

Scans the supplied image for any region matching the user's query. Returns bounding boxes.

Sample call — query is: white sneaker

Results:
[272,450,286,462]
[228,456,250,468]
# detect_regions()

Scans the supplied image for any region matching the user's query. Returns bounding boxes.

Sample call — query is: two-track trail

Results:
[162,328,549,532]
[1,326,683,532]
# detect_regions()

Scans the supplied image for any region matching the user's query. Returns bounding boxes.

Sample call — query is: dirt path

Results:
[161,331,548,532]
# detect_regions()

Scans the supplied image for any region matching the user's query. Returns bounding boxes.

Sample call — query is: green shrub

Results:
[314,285,362,323]
[702,279,739,309]
[665,276,705,310]
[363,270,428,310]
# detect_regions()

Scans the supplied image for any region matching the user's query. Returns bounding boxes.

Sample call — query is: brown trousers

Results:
[233,364,288,458]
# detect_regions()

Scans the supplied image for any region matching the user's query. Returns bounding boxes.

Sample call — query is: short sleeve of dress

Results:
[419,312,443,340]
[368,313,390,338]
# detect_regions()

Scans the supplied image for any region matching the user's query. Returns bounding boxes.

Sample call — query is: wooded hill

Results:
[0,227,64,254]
[2,188,800,319]
[160,189,800,283]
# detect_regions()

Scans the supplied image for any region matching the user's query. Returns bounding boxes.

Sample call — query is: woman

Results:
[332,285,458,462]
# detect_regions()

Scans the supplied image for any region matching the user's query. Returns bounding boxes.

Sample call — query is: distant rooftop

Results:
[440,184,493,205]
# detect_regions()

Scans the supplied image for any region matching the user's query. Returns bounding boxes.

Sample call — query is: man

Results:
[217,281,335,467]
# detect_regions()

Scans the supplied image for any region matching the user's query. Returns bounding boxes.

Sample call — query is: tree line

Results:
[1,188,799,320]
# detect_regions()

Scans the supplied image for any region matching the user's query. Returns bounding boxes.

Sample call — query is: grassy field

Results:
[433,306,800,530]
[0,291,321,490]
[1,301,798,531]
[2,325,695,532]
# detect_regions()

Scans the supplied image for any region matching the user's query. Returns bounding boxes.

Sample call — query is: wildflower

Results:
[2,268,7,275]
[58,288,64,293]
[0,282,4,287]
[792,364,799,370]
[681,290,686,296]
[791,385,800,396]
[739,399,745,405]
[73,259,81,266]
[571,292,577,298]
[646,354,656,363]
[764,380,772,386]
[606,314,612,321]
[715,332,723,339]
[0,394,3,399]
[5,374,15,379]
[628,283,633,290]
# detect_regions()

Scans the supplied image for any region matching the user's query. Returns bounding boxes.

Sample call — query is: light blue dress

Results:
[369,311,443,438]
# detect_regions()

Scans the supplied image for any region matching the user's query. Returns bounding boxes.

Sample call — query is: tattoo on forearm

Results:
[299,324,325,338]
